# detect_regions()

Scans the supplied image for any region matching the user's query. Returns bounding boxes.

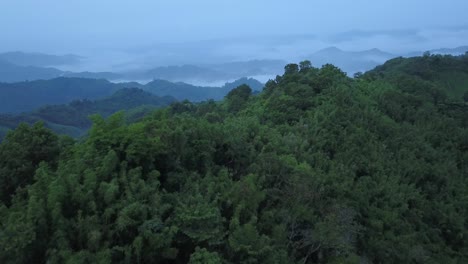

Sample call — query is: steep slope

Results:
[365,53,468,99]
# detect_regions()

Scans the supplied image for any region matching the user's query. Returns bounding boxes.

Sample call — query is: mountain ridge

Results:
[0,77,264,113]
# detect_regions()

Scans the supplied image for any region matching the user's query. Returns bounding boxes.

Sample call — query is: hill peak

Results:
[316,46,343,54]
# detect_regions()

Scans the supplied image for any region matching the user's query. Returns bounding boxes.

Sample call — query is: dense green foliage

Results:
[0,55,467,263]
[0,88,175,140]
[365,53,468,100]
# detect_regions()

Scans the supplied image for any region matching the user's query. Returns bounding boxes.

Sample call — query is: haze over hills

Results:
[307,47,395,74]
[427,45,468,55]
[144,77,263,101]
[0,53,282,84]
[125,60,286,83]
[0,54,123,83]
[0,53,284,84]
[307,45,468,74]
[1,46,467,83]
[0,59,64,83]
[0,51,82,67]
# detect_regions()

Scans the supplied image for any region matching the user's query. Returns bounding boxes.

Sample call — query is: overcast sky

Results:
[1,0,467,72]
[1,0,467,52]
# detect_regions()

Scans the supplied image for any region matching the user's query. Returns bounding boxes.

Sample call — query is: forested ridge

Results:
[0,88,175,140]
[0,55,467,263]
[0,77,263,113]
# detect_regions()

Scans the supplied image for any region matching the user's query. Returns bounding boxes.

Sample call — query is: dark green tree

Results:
[299,60,312,71]
[284,63,299,75]
[225,84,252,113]
[0,122,59,205]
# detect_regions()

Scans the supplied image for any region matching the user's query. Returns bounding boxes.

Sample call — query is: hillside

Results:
[0,88,175,139]
[365,53,468,99]
[0,57,467,263]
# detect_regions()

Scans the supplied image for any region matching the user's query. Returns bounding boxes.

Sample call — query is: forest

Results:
[0,54,467,263]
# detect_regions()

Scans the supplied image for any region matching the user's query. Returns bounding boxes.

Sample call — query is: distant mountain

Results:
[405,46,468,57]
[0,77,264,113]
[0,59,124,83]
[307,46,468,74]
[63,71,122,80]
[303,44,468,77]
[0,60,64,82]
[354,48,395,58]
[0,51,82,67]
[0,55,277,84]
[144,79,225,101]
[132,65,230,82]
[203,59,286,78]
[0,88,175,139]
[431,46,468,55]
[123,60,285,83]
[222,77,264,91]
[0,78,120,113]
[144,77,264,101]
[308,47,395,74]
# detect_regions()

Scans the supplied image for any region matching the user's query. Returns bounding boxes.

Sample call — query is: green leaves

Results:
[173,191,224,244]
[189,247,223,264]
[225,84,252,113]
[0,122,59,205]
